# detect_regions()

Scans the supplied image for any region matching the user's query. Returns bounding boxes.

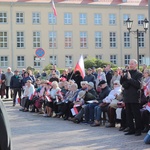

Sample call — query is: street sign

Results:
[35,57,45,61]
[35,48,45,58]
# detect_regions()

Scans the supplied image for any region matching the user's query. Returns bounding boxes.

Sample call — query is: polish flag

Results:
[74,55,85,79]
[52,0,57,17]
[71,107,79,116]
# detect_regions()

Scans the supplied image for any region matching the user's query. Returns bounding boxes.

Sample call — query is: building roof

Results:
[0,0,148,6]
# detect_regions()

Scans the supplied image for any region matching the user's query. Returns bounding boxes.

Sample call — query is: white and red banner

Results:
[52,0,57,17]
[74,55,85,79]
[71,107,79,116]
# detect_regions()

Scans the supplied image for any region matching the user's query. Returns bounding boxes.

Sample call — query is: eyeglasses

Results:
[113,83,118,85]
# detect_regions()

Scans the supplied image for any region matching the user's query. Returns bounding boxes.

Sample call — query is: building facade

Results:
[0,0,149,71]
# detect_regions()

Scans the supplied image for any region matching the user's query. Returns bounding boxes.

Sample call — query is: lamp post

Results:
[126,18,149,69]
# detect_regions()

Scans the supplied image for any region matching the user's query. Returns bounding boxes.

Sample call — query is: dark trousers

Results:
[141,109,149,128]
[125,103,142,132]
[121,108,127,128]
[107,106,116,125]
[13,88,21,104]
[5,86,13,99]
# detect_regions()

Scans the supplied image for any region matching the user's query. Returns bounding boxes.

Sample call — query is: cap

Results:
[87,82,94,88]
[99,80,106,85]
[87,68,92,71]
[78,90,86,99]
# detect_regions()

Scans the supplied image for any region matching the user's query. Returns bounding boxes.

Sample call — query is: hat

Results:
[78,90,86,99]
[7,67,11,70]
[88,82,94,88]
[60,77,67,82]
[99,80,106,85]
[87,68,92,71]
[14,69,19,72]
[113,80,120,85]
[81,81,88,85]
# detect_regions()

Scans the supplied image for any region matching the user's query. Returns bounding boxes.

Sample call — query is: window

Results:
[49,31,57,48]
[65,31,72,48]
[95,55,102,60]
[124,55,131,65]
[33,32,41,48]
[34,56,41,67]
[124,32,130,48]
[16,12,24,24]
[17,56,25,67]
[32,12,40,24]
[0,56,8,67]
[110,55,117,65]
[79,13,87,25]
[80,32,87,48]
[138,14,144,25]
[50,55,57,65]
[123,14,130,25]
[0,32,7,48]
[65,55,73,67]
[94,13,102,25]
[95,32,102,48]
[109,32,116,48]
[83,55,88,60]
[109,14,116,25]
[64,13,72,25]
[48,13,56,24]
[139,54,145,65]
[17,32,24,48]
[138,32,144,48]
[0,12,7,23]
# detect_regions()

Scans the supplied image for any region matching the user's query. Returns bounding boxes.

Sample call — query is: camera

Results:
[123,69,127,73]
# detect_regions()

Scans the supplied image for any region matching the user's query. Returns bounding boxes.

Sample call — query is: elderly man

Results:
[120,59,143,136]
[5,67,14,99]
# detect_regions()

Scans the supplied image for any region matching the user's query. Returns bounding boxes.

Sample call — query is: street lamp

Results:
[126,18,149,69]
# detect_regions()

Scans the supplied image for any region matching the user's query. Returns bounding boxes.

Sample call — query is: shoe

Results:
[72,118,80,124]
[30,110,35,113]
[82,121,88,124]
[56,112,63,116]
[125,131,135,135]
[43,114,48,117]
[142,127,149,133]
[135,132,141,136]
[23,109,28,112]
[13,103,15,107]
[119,127,126,131]
[106,123,115,128]
[63,116,68,120]
[90,123,100,127]
[123,127,130,132]
[19,108,24,111]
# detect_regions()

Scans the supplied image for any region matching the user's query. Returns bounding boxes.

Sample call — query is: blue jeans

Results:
[94,105,102,121]
[84,103,98,122]
[144,131,150,144]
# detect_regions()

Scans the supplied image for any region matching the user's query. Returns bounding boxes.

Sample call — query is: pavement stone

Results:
[3,101,150,150]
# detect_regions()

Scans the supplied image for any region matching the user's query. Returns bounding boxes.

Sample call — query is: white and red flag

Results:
[74,55,85,79]
[52,0,57,17]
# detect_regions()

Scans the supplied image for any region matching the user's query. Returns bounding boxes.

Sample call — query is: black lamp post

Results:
[126,18,149,69]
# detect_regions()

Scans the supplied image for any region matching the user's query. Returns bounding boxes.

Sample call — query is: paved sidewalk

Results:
[4,102,150,150]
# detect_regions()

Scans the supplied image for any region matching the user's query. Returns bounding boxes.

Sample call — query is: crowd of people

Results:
[0,61,150,143]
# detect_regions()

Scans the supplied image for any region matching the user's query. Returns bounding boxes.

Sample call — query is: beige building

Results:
[0,0,149,71]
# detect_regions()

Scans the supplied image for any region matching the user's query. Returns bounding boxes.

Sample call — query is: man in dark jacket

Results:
[10,70,22,106]
[84,68,95,84]
[120,59,142,136]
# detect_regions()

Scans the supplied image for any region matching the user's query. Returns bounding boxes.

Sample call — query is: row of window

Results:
[0,55,145,68]
[0,31,145,49]
[0,12,145,25]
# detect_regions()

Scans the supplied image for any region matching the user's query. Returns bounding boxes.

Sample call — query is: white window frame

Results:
[139,54,145,65]
[0,56,8,67]
[95,31,102,48]
[95,55,102,60]
[80,32,87,48]
[109,14,116,25]
[79,13,87,25]
[65,55,73,67]
[0,31,8,48]
[33,31,41,48]
[32,12,40,24]
[64,13,72,25]
[138,14,144,26]
[94,13,102,25]
[0,12,7,23]
[138,32,145,48]
[17,56,25,67]
[65,31,72,48]
[109,32,116,48]
[49,31,57,48]
[48,13,56,24]
[16,12,24,24]
[123,14,130,25]
[34,56,41,67]
[49,55,57,65]
[110,55,117,65]
[124,54,131,65]
[17,31,24,48]
[124,32,130,48]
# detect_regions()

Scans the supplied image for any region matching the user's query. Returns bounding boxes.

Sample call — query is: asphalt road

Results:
[4,101,150,150]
